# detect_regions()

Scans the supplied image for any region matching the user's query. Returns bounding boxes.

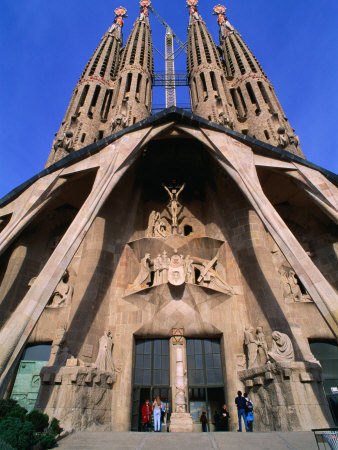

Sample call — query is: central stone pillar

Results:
[169,328,193,432]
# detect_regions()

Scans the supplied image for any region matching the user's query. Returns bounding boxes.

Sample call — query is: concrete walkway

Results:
[57,431,318,450]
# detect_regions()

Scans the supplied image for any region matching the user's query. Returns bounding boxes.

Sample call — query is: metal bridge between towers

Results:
[152,73,189,87]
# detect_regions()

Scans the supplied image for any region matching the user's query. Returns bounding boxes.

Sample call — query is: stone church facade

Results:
[0,1,337,432]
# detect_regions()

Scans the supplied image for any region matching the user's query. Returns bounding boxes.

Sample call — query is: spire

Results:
[45,6,127,167]
[214,5,304,157]
[186,0,237,128]
[109,0,154,132]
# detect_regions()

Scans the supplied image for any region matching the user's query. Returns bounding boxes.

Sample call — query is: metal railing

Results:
[313,428,338,449]
[153,72,189,87]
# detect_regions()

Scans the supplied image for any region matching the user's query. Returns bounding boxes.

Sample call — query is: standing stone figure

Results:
[268,331,295,363]
[94,331,114,373]
[244,327,259,368]
[185,255,195,284]
[162,250,170,283]
[154,254,163,285]
[162,183,186,232]
[132,253,152,287]
[256,326,268,366]
[48,270,73,308]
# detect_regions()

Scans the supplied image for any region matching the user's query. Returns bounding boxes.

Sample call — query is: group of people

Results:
[141,397,165,432]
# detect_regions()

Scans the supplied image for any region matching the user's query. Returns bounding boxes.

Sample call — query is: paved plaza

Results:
[57,431,318,450]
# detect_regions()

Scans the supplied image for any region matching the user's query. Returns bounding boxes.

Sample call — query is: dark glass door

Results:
[131,339,171,431]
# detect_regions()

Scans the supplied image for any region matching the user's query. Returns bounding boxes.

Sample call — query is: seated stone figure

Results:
[268,331,294,363]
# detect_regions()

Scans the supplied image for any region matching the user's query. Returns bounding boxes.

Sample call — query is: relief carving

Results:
[279,265,311,303]
[93,331,114,373]
[244,327,295,369]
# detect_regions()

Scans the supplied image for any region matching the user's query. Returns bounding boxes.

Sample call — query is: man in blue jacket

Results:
[235,391,248,432]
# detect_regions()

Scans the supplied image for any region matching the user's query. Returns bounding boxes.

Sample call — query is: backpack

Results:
[246,399,253,413]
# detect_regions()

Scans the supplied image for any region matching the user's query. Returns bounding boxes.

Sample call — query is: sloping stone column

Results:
[0,129,151,395]
[202,128,338,338]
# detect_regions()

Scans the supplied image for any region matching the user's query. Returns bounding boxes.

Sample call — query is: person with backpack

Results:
[244,392,254,432]
[235,391,248,432]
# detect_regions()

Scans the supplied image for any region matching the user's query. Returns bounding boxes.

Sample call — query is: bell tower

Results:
[186,0,236,129]
[214,5,304,157]
[46,7,127,167]
[110,0,154,132]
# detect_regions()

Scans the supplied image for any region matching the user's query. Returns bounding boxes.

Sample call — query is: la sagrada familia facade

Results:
[0,0,337,433]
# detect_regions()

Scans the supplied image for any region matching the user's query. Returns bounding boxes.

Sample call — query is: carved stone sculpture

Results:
[168,253,185,286]
[163,183,186,233]
[48,270,73,308]
[154,254,163,285]
[132,253,151,287]
[47,327,74,367]
[162,250,170,283]
[94,331,114,373]
[54,131,74,155]
[256,326,268,366]
[184,255,195,284]
[244,326,259,369]
[268,331,295,363]
[280,266,310,302]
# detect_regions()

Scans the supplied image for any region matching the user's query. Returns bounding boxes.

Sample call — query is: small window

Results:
[184,225,193,236]
[98,130,104,140]
[264,130,270,140]
[81,133,86,143]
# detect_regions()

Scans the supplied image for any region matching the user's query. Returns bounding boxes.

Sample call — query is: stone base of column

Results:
[169,412,193,432]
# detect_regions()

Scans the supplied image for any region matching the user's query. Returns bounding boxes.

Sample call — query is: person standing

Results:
[244,393,254,432]
[153,396,163,432]
[235,391,248,432]
[213,410,220,431]
[141,399,152,432]
[200,411,208,432]
[219,404,230,431]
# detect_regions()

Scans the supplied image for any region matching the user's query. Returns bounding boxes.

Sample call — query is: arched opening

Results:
[184,225,193,236]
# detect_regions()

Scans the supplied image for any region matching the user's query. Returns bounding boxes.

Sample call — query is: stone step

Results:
[58,431,317,450]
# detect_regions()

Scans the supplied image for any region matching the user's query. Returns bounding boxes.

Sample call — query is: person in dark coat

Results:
[219,404,230,431]
[200,411,208,432]
[213,410,220,431]
[141,400,152,431]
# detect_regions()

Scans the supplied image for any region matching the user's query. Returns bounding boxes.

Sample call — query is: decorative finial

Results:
[213,4,226,26]
[186,0,199,19]
[140,0,151,17]
[109,6,127,33]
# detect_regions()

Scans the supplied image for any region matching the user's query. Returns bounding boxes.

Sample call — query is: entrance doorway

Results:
[186,338,225,431]
[131,339,171,431]
[10,344,51,412]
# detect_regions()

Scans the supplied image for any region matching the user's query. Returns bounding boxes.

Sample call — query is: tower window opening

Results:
[139,28,146,66]
[98,130,104,140]
[81,133,86,143]
[193,28,202,66]
[88,85,101,117]
[258,81,275,113]
[264,130,270,140]
[224,40,235,77]
[110,45,119,80]
[145,79,149,105]
[193,77,199,103]
[234,35,257,73]
[210,72,219,97]
[100,39,113,78]
[199,24,212,64]
[200,73,208,101]
[237,87,247,113]
[245,82,260,115]
[75,85,89,115]
[101,89,113,120]
[130,25,140,65]
[125,73,132,98]
[229,36,245,74]
[136,74,142,101]
[89,39,107,76]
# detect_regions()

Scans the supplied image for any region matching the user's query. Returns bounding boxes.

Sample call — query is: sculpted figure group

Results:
[244,326,294,369]
[130,251,234,294]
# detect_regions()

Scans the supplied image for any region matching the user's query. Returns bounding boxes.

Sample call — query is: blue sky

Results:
[0,0,337,199]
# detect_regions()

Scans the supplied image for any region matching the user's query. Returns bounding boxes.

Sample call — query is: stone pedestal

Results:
[238,361,334,431]
[170,412,193,432]
[35,365,116,431]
